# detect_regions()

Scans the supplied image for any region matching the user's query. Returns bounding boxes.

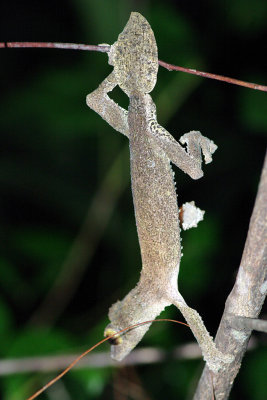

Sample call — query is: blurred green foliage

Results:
[0,0,266,399]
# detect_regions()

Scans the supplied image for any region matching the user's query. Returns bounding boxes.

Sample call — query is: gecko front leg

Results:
[146,100,217,179]
[86,71,129,137]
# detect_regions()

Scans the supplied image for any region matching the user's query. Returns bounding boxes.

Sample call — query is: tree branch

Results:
[0,343,201,376]
[0,337,259,376]
[227,316,267,333]
[193,150,267,400]
[2,42,267,92]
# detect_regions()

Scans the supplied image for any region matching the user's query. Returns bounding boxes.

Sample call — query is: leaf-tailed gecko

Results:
[86,12,233,372]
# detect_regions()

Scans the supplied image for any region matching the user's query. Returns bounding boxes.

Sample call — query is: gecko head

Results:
[110,12,159,94]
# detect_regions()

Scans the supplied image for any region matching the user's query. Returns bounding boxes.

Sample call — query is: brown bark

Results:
[193,150,267,399]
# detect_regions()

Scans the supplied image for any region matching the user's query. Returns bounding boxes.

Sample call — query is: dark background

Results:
[0,0,266,399]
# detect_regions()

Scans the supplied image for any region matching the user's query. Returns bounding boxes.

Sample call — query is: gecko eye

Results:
[104,328,123,345]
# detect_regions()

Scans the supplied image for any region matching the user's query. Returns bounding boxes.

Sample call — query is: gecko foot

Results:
[180,131,218,164]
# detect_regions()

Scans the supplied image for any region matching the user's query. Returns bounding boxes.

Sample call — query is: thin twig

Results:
[158,60,267,92]
[26,319,189,400]
[5,42,109,52]
[2,42,267,92]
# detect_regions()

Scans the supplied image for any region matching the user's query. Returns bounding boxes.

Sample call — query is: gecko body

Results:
[87,12,233,371]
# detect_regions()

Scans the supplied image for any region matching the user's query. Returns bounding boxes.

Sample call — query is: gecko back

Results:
[108,12,158,94]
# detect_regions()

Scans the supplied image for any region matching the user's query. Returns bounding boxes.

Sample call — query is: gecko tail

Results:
[104,286,171,361]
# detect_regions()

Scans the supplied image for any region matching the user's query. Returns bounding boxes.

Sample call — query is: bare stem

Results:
[1,42,266,92]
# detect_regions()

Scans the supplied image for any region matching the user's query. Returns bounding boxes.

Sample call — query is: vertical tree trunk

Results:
[193,150,267,400]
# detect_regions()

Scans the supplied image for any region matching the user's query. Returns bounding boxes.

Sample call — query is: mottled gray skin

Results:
[86,12,232,371]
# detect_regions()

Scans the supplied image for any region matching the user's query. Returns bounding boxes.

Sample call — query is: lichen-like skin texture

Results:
[86,12,233,372]
[129,94,181,284]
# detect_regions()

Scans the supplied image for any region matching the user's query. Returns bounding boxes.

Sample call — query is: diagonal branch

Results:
[193,149,267,400]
